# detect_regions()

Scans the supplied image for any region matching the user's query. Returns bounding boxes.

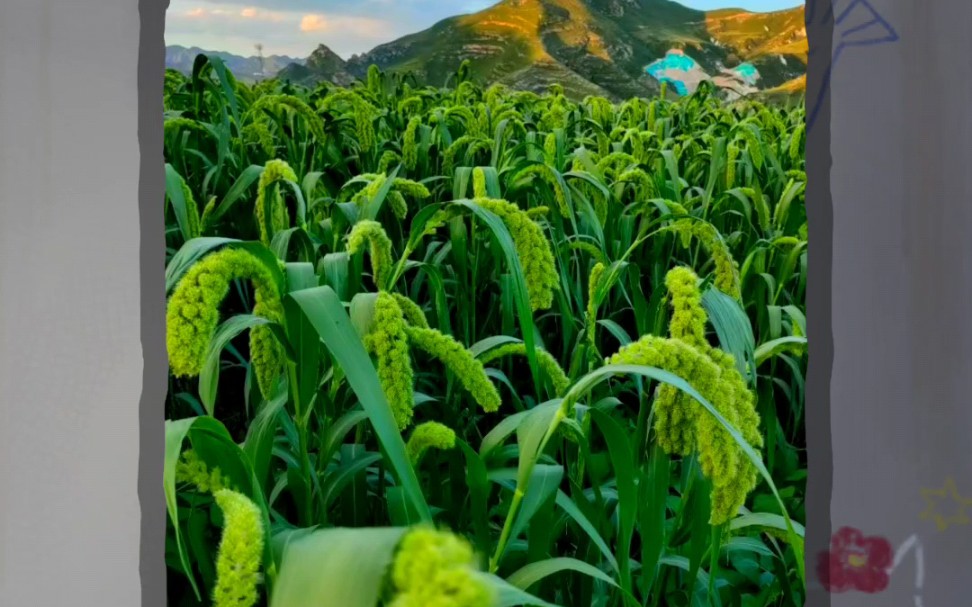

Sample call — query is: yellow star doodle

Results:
[919,477,972,532]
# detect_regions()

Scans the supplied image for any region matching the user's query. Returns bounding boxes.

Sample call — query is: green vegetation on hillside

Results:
[279,0,807,101]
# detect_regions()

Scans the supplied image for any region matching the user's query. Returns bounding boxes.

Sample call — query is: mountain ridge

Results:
[165,45,305,82]
[167,0,807,100]
[281,0,807,100]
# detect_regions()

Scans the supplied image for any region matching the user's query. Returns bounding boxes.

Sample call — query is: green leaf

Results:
[661,150,683,203]
[286,285,432,523]
[320,409,370,467]
[349,292,379,340]
[165,164,196,242]
[730,512,806,538]
[507,557,622,594]
[480,407,535,459]
[509,464,564,545]
[321,450,382,509]
[283,263,321,416]
[270,527,408,607]
[163,420,202,600]
[453,198,543,398]
[474,572,562,607]
[210,164,264,222]
[598,319,633,348]
[271,228,316,263]
[320,252,351,300]
[198,314,291,417]
[470,335,523,358]
[207,56,241,128]
[754,336,807,368]
[639,442,670,595]
[588,409,637,601]
[242,387,289,497]
[703,287,757,385]
[683,467,712,594]
[458,440,491,560]
[514,402,562,488]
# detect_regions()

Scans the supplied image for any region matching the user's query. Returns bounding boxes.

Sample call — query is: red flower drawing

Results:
[816,526,893,593]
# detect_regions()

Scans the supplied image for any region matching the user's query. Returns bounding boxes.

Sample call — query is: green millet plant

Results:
[649,266,709,455]
[472,167,488,198]
[351,174,430,219]
[608,333,761,525]
[406,421,457,466]
[363,292,415,430]
[667,219,742,300]
[543,132,557,166]
[472,197,558,312]
[242,120,276,156]
[319,90,377,151]
[175,450,231,494]
[595,152,639,179]
[247,94,325,142]
[404,326,501,414]
[165,247,284,400]
[443,136,487,176]
[665,266,708,348]
[726,141,739,188]
[393,293,430,329]
[587,262,606,351]
[212,489,265,607]
[478,342,570,397]
[510,164,570,218]
[347,220,395,290]
[180,175,202,240]
[617,168,656,201]
[164,117,208,139]
[386,527,494,607]
[255,159,297,246]
[379,150,403,174]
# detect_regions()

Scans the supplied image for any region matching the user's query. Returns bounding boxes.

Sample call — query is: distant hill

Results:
[165,45,304,83]
[275,44,357,88]
[277,0,807,101]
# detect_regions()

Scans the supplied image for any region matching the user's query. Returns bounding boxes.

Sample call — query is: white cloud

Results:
[167,0,440,58]
[240,7,285,21]
[178,4,286,22]
[299,14,328,32]
[299,13,391,38]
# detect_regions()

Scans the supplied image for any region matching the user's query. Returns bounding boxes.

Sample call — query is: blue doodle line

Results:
[806,0,900,130]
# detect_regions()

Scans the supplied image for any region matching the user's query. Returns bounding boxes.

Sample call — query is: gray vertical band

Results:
[0,0,143,605]
[140,1,170,606]
[804,0,834,605]
[826,0,972,604]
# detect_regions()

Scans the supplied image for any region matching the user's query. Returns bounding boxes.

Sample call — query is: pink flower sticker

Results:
[816,526,892,593]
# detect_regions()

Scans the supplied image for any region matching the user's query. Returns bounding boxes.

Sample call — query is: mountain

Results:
[277,44,357,87]
[278,0,807,101]
[165,45,305,83]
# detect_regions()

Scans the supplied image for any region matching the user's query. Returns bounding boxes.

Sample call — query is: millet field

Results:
[162,56,808,607]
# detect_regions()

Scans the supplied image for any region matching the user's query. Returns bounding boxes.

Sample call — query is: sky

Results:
[165,0,804,60]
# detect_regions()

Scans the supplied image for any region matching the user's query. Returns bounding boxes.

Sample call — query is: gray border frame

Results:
[0,1,833,605]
